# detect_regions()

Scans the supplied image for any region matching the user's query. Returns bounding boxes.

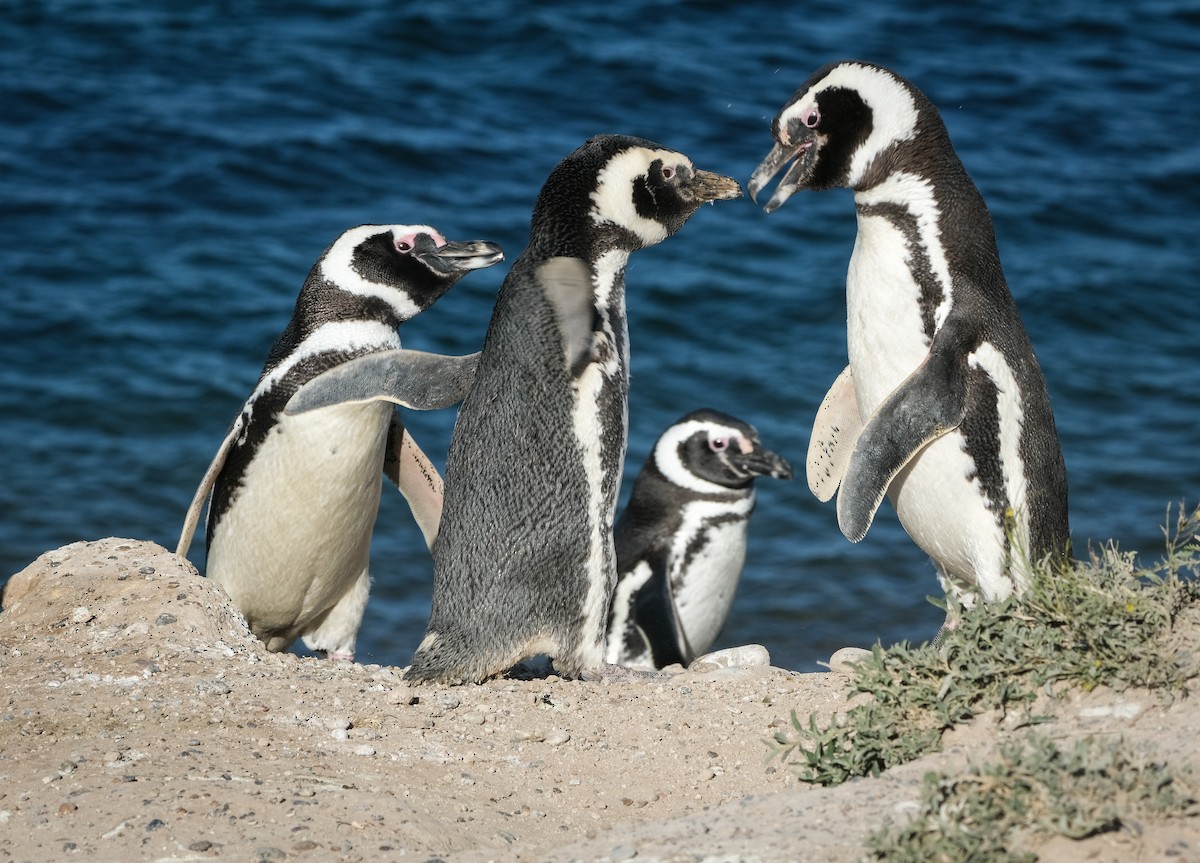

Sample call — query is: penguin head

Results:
[748,61,943,209]
[530,135,742,258]
[652,408,793,494]
[318,224,504,320]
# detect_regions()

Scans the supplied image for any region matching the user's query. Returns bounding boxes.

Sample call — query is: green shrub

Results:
[770,504,1200,786]
[865,734,1199,862]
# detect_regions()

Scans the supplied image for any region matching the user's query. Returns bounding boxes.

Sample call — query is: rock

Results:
[0,538,262,655]
[688,645,771,673]
[827,647,874,675]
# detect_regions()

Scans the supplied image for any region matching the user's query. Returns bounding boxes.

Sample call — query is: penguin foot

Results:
[323,649,355,663]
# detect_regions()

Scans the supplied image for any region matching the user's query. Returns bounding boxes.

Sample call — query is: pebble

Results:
[353,745,376,756]
[827,647,873,675]
[437,693,461,710]
[196,679,232,697]
[609,844,638,861]
[71,607,93,624]
[544,730,571,746]
[460,711,486,725]
[1079,701,1143,720]
[688,645,770,673]
[189,840,213,851]
[326,716,352,731]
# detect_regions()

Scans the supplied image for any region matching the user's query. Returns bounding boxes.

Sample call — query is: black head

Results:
[653,408,793,492]
[317,224,504,321]
[748,61,946,209]
[528,135,742,259]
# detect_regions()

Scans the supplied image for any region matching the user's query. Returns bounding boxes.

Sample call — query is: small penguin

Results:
[406,135,742,685]
[748,61,1070,616]
[176,225,503,660]
[606,409,793,669]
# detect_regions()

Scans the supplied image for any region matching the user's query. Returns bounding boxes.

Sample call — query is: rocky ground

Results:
[1,537,1198,863]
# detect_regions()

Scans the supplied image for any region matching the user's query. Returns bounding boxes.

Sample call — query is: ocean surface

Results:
[3,1,1198,671]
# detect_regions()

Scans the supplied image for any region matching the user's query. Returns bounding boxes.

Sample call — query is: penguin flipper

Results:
[632,562,694,669]
[537,256,596,375]
[176,413,244,558]
[284,349,480,415]
[837,341,970,543]
[806,365,862,502]
[383,415,444,550]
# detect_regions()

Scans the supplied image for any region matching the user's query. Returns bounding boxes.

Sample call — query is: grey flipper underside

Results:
[837,342,970,543]
[806,365,862,502]
[284,349,480,416]
[383,415,444,550]
[176,413,244,558]
[538,256,595,374]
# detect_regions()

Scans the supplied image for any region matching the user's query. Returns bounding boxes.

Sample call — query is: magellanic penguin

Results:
[605,409,793,670]
[748,61,1070,616]
[176,225,504,660]
[405,135,742,685]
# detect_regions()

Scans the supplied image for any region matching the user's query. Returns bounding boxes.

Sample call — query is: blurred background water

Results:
[2,0,1197,671]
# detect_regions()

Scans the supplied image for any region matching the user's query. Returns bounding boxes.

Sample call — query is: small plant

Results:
[865,734,1199,862]
[770,504,1200,786]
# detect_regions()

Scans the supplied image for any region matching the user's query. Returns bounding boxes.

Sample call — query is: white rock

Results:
[688,645,770,672]
[827,647,873,675]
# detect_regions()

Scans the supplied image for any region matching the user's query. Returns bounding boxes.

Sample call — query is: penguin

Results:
[405,135,742,685]
[605,409,793,670]
[747,61,1070,618]
[176,225,504,660]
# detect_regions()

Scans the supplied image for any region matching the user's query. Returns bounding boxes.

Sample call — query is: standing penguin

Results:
[606,409,793,670]
[176,225,503,660]
[748,61,1070,615]
[406,136,742,685]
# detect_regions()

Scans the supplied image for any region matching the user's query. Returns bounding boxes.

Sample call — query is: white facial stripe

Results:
[857,170,954,329]
[967,341,1031,580]
[251,319,399,403]
[319,223,439,320]
[654,420,747,494]
[785,63,918,188]
[590,147,679,247]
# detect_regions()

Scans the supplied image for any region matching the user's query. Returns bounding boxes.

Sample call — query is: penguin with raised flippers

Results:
[606,409,793,670]
[177,224,503,660]
[406,136,742,685]
[748,61,1070,619]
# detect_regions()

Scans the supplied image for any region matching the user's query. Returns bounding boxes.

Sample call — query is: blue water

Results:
[3,1,1198,671]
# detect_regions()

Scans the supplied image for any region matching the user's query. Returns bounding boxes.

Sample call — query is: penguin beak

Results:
[678,169,744,205]
[416,238,505,278]
[748,120,819,213]
[728,446,794,482]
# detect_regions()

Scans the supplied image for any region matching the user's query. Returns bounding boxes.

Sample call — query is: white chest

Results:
[669,498,753,656]
[208,400,393,622]
[847,173,953,415]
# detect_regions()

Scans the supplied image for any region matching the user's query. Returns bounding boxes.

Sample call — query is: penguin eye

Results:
[661,165,676,181]
[395,240,414,253]
[709,437,728,452]
[801,106,820,128]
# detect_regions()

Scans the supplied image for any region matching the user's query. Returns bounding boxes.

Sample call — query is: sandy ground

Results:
[1,537,1198,863]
